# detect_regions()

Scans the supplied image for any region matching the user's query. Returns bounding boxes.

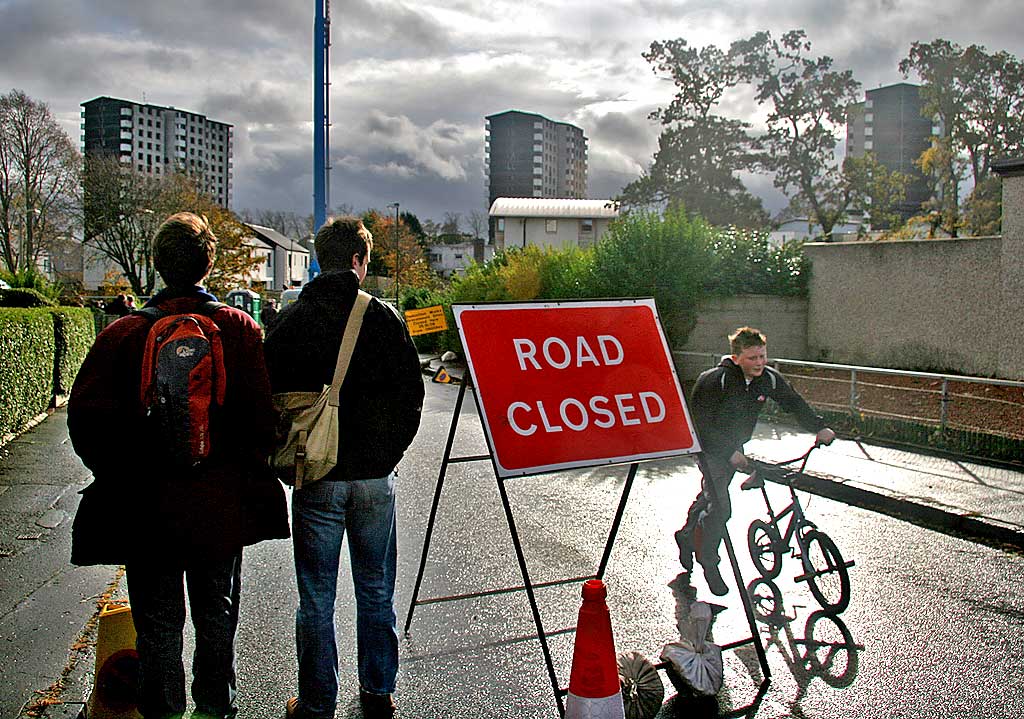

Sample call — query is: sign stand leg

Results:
[404,378,469,634]
[597,462,638,579]
[495,475,567,717]
[696,454,772,686]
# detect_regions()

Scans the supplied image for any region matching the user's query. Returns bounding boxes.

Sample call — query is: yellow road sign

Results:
[404,305,449,336]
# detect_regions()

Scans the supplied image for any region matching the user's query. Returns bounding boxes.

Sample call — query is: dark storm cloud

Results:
[5,0,1024,226]
[202,84,304,128]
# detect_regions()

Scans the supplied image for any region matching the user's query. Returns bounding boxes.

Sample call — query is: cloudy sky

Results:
[2,0,1022,227]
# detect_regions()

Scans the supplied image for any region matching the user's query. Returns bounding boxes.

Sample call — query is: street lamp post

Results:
[388,202,400,306]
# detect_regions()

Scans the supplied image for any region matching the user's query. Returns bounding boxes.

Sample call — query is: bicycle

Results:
[743,445,854,614]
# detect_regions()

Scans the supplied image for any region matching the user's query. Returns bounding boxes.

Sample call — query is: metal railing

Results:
[674,351,1024,443]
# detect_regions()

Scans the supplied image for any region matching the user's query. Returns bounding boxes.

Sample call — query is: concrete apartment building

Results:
[846,82,936,225]
[485,110,588,207]
[81,96,234,208]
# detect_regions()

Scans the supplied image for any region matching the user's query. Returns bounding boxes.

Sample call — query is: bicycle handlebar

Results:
[748,444,819,480]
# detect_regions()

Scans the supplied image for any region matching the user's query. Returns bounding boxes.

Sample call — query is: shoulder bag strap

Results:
[328,290,372,407]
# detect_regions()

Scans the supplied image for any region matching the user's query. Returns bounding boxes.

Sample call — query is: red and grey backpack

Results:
[137,301,227,466]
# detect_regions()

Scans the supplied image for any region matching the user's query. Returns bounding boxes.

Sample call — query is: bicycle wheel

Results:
[747,519,783,580]
[800,530,851,614]
[747,578,786,624]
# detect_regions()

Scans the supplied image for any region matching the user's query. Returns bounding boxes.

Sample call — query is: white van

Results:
[280,288,303,308]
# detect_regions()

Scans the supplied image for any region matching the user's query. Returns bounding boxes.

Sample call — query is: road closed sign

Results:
[453,299,700,477]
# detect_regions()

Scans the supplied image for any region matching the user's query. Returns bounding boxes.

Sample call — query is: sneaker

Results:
[359,690,397,718]
[702,562,730,596]
[740,471,764,490]
[674,528,694,571]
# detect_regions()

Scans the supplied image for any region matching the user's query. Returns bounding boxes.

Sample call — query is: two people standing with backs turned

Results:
[69,213,423,719]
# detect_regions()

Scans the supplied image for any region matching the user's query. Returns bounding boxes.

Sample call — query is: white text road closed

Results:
[453,300,701,477]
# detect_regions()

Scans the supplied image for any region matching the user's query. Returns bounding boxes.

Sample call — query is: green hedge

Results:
[0,287,56,307]
[0,309,56,438]
[51,307,96,396]
[0,306,96,439]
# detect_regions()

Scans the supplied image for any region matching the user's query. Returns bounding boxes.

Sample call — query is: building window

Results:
[497,218,505,232]
[581,219,594,233]
[546,219,557,233]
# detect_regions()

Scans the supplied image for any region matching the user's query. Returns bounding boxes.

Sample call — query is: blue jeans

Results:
[125,553,242,719]
[292,475,398,718]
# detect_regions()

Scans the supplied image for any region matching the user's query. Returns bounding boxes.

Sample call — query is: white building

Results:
[427,240,495,279]
[489,198,619,252]
[247,225,310,289]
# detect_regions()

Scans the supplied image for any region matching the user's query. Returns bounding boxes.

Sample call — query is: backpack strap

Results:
[327,290,371,408]
[134,301,227,323]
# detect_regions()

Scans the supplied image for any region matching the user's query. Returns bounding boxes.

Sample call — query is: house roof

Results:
[489,198,619,219]
[248,224,309,253]
[992,157,1024,178]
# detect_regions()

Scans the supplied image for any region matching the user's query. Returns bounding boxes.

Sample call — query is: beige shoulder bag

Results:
[271,290,371,488]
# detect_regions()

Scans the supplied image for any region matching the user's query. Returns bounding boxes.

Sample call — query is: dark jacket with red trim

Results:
[691,356,825,462]
[263,270,424,481]
[68,286,289,565]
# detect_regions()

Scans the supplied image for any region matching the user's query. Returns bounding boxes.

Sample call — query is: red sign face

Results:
[453,299,700,478]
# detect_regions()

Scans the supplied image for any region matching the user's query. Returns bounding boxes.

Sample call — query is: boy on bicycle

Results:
[676,327,835,595]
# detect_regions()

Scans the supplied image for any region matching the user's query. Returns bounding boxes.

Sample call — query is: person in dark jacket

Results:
[264,216,423,719]
[261,298,279,331]
[68,212,289,719]
[675,326,835,596]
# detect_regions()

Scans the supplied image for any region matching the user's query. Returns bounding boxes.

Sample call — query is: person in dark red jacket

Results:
[675,327,835,596]
[264,216,423,719]
[68,212,289,719]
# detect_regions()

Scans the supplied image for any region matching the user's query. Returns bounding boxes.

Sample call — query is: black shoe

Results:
[360,690,396,718]
[702,562,729,596]
[674,528,694,571]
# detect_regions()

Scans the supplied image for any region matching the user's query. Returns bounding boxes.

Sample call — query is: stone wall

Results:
[803,237,1005,376]
[677,295,808,380]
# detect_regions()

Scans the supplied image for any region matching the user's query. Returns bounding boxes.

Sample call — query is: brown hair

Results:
[314,216,373,272]
[729,326,767,355]
[153,212,217,288]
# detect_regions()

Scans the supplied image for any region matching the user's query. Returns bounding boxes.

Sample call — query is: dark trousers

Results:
[125,552,243,719]
[680,455,736,567]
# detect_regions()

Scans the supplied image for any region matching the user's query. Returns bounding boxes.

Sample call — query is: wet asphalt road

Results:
[221,379,1024,719]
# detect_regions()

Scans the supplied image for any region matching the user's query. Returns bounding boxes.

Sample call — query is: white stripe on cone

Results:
[565,690,625,719]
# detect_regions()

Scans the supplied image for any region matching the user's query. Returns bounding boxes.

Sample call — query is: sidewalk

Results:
[745,426,1024,550]
[0,408,124,719]
[1,400,1022,716]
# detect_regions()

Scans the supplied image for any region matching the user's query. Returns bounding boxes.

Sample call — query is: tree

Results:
[441,211,461,236]
[900,39,1024,235]
[0,90,80,273]
[82,157,258,295]
[843,154,911,231]
[371,214,435,294]
[621,39,768,227]
[181,189,265,297]
[400,210,426,241]
[467,210,488,240]
[732,30,867,237]
[81,154,169,295]
[590,206,716,344]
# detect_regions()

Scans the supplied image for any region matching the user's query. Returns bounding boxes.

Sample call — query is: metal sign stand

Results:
[405,378,771,716]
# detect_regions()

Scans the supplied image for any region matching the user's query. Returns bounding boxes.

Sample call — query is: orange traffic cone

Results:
[565,579,625,719]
